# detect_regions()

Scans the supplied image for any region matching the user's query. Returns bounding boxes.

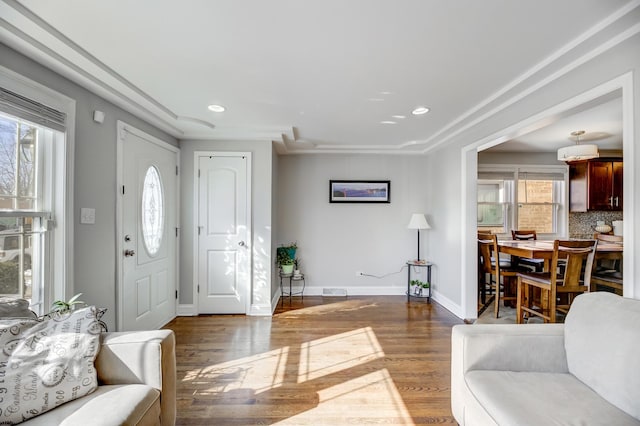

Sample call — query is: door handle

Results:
[238,241,246,247]
[124,249,135,257]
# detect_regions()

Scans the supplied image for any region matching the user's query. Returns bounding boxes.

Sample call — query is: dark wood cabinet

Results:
[569,159,623,212]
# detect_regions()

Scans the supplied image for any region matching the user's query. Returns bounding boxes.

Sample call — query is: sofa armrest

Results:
[451,324,568,424]
[452,324,568,374]
[95,330,176,425]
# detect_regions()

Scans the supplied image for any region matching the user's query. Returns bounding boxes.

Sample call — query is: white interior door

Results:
[198,154,251,314]
[119,123,178,331]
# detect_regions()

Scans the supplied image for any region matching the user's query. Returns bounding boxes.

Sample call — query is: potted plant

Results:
[280,258,295,274]
[50,293,86,314]
[276,242,298,274]
[410,279,430,296]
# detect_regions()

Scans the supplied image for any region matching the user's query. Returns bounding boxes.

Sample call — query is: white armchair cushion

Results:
[564,292,640,421]
[466,370,640,426]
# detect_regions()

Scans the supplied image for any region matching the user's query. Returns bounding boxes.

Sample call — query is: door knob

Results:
[124,249,135,257]
[238,241,246,247]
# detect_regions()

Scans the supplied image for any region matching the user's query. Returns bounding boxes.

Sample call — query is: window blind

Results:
[0,87,66,132]
[519,171,565,181]
[478,171,515,180]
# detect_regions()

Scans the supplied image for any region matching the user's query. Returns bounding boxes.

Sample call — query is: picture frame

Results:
[329,180,391,203]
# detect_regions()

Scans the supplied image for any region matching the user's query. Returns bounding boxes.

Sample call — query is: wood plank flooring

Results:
[165,296,463,425]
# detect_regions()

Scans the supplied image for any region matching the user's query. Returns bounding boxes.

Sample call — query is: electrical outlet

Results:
[356,271,364,276]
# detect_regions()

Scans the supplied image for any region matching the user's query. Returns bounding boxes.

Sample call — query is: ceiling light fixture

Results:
[412,106,430,115]
[207,104,226,112]
[380,121,397,125]
[557,130,599,162]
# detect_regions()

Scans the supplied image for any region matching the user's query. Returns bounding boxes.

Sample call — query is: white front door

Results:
[118,122,178,331]
[197,153,251,314]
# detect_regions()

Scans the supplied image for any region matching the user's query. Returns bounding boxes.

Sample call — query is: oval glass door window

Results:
[141,166,164,256]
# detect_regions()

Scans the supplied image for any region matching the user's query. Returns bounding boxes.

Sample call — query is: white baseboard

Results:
[431,290,463,319]
[177,304,197,316]
[249,303,273,316]
[301,286,407,296]
[270,288,282,314]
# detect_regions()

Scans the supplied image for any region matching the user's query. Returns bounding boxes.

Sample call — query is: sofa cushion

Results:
[0,297,37,319]
[466,370,640,426]
[564,292,640,421]
[20,384,160,426]
[0,307,102,424]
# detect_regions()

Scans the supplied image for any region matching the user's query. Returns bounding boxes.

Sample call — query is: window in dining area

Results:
[478,167,567,238]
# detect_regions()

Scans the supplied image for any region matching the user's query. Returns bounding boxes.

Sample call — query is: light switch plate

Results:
[80,208,96,224]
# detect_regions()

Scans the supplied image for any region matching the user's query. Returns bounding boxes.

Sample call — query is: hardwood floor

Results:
[165,296,463,425]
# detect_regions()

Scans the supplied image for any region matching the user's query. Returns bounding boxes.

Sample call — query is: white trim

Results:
[177,304,197,316]
[271,288,281,314]
[461,73,635,317]
[193,151,253,315]
[0,64,75,309]
[621,74,635,299]
[431,290,463,319]
[116,120,180,331]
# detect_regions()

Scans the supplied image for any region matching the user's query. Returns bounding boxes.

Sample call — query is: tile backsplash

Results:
[569,211,623,239]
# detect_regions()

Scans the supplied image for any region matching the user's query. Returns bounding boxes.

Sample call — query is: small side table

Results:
[280,272,305,303]
[406,261,432,303]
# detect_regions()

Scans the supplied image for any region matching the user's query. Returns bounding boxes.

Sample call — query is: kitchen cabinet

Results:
[569,159,623,212]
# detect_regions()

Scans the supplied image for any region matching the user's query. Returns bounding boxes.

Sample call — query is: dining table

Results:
[498,239,623,272]
[495,239,623,307]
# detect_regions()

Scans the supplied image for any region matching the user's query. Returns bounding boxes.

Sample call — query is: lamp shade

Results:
[557,144,599,162]
[407,213,431,230]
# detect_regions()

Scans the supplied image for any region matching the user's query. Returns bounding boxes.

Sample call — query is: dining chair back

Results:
[592,233,623,295]
[510,229,544,272]
[511,230,537,240]
[516,239,598,323]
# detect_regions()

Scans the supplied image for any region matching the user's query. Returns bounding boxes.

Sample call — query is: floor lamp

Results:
[407,213,431,261]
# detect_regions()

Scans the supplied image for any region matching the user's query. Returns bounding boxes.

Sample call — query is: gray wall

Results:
[0,43,178,330]
[277,154,431,295]
[425,32,640,318]
[178,140,274,314]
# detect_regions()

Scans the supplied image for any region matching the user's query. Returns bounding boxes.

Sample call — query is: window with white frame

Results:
[478,166,567,238]
[0,75,72,315]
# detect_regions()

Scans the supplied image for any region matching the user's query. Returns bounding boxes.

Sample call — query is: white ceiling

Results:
[0,0,635,154]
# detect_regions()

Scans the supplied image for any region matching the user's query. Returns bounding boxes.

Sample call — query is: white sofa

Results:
[451,292,640,426]
[23,330,176,426]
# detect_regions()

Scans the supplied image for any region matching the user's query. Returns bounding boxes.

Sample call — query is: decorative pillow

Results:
[0,297,37,319]
[0,306,102,424]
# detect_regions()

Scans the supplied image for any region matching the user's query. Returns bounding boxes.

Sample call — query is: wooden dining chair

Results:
[591,233,623,295]
[516,239,597,323]
[511,230,544,272]
[477,231,494,306]
[478,233,526,318]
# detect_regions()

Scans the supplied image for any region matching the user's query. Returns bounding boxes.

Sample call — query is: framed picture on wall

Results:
[329,180,391,203]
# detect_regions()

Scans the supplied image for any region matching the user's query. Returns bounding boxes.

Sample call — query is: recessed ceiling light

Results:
[207,104,226,112]
[380,121,397,125]
[412,106,430,115]
[392,115,406,119]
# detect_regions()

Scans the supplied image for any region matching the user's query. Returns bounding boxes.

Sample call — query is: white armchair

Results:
[451,292,640,425]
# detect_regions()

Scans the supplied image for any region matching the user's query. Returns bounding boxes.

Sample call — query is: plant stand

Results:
[406,261,432,303]
[280,272,305,305]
